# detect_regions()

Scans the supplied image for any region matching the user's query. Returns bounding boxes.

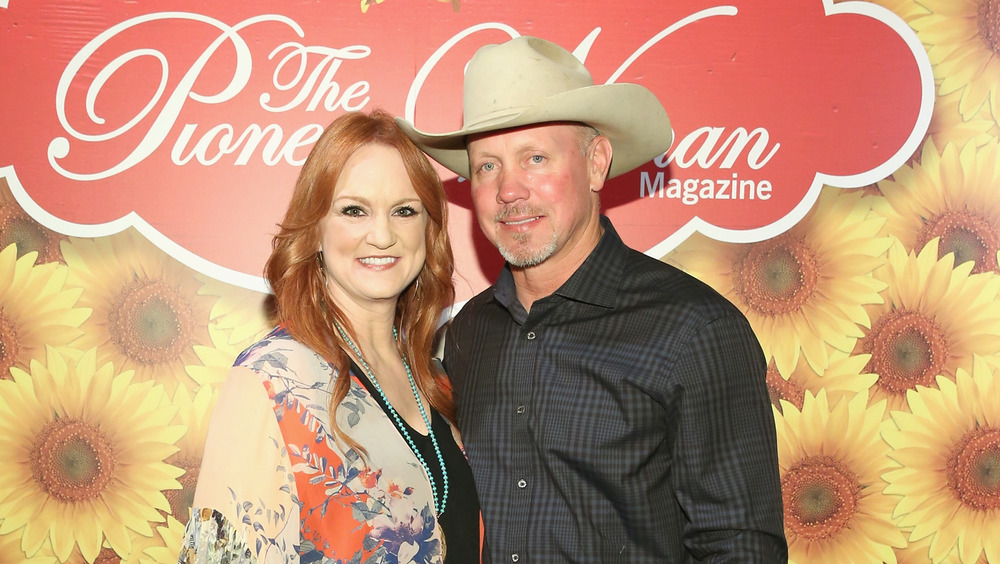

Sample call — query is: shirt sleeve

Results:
[178,366,300,564]
[441,322,460,384]
[671,313,788,562]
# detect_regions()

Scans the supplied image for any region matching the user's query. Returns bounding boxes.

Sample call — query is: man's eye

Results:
[530,155,545,164]
[479,162,496,173]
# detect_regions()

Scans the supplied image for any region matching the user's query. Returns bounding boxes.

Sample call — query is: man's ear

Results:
[589,135,613,193]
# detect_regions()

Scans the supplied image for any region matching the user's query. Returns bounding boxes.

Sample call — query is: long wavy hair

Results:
[264,109,455,452]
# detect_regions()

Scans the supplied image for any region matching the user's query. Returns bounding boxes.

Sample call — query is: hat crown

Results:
[397,35,672,180]
[462,36,595,130]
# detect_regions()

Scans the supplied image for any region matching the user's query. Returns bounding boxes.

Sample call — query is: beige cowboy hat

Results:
[397,35,673,180]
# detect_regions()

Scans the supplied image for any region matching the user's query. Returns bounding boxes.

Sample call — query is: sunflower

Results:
[854,237,1000,413]
[874,139,1000,274]
[0,179,65,264]
[139,516,185,564]
[0,244,89,379]
[910,0,1000,125]
[185,324,255,390]
[197,275,272,347]
[0,347,184,562]
[665,186,890,376]
[0,528,55,564]
[893,529,937,563]
[775,390,906,563]
[767,348,877,414]
[163,384,217,525]
[61,230,217,395]
[186,276,272,391]
[30,526,167,564]
[924,90,999,157]
[894,529,990,563]
[882,357,1000,563]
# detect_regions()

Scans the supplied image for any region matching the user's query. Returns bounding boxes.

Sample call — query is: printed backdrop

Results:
[0,0,997,562]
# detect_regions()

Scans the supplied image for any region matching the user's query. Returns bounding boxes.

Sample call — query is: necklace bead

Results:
[334,322,449,516]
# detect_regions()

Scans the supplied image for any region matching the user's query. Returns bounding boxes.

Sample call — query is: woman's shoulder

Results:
[232,326,332,388]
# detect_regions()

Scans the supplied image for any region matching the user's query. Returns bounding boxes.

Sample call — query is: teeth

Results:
[506,217,536,225]
[360,257,396,265]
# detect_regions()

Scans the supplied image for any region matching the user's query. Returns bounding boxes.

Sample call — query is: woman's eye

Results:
[339,205,365,217]
[395,205,420,217]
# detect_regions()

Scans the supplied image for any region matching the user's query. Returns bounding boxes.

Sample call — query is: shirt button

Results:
[511,554,520,562]
[516,405,526,414]
[526,331,536,340]
[517,479,527,488]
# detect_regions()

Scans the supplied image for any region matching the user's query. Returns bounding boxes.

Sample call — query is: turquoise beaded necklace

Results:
[334,321,449,516]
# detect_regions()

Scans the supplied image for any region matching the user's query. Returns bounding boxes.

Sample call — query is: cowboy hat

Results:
[396,35,673,179]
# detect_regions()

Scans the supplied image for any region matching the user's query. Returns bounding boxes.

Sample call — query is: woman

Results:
[178,109,480,563]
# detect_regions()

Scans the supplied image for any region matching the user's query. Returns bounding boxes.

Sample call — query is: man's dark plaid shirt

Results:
[444,217,787,563]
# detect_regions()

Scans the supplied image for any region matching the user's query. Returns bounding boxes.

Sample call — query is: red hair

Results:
[264,109,455,451]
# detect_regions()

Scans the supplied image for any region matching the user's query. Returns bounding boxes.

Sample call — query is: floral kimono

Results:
[178,327,446,563]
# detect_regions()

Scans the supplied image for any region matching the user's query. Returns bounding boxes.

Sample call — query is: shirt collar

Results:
[493,216,626,310]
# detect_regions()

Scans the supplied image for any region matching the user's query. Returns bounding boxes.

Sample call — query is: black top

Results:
[351,360,480,563]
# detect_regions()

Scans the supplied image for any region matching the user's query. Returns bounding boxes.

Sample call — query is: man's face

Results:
[467,123,603,268]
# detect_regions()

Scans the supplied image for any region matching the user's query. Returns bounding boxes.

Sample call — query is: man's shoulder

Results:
[465,283,498,306]
[449,286,501,329]
[620,246,710,291]
[619,246,745,318]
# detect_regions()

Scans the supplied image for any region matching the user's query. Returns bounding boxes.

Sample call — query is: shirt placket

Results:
[506,313,541,563]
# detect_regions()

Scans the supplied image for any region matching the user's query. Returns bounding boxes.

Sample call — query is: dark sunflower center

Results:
[916,210,999,274]
[108,278,194,365]
[861,182,883,198]
[766,361,804,412]
[863,309,947,395]
[93,547,121,564]
[734,235,819,316]
[783,455,860,540]
[948,426,1000,511]
[0,310,19,379]
[0,204,59,263]
[979,0,1000,55]
[30,418,117,502]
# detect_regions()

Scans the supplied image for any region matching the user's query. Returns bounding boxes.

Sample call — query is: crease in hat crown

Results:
[397,35,673,180]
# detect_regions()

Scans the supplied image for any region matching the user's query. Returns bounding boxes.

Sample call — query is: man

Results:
[399,35,787,562]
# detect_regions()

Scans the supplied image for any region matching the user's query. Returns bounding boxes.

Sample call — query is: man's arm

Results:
[440,319,464,393]
[671,313,788,562]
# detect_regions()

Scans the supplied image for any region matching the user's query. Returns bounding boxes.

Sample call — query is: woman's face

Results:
[319,143,428,312]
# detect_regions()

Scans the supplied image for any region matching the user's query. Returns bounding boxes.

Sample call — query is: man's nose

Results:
[497,169,529,204]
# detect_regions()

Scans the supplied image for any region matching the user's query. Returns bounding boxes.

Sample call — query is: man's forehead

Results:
[467,122,587,151]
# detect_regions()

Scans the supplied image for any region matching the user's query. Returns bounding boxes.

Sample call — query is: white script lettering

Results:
[48,12,373,180]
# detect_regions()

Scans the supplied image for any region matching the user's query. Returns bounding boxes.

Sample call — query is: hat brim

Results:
[397,82,672,180]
